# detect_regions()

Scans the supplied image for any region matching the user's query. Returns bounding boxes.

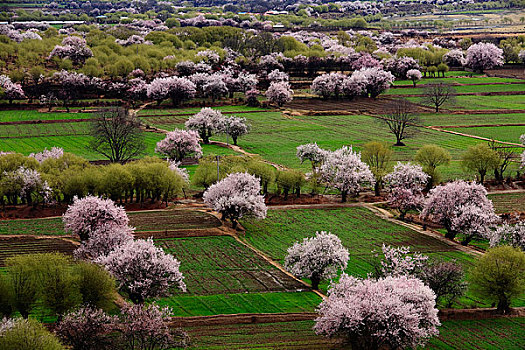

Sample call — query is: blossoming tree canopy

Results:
[314,274,440,350]
[284,231,349,289]
[203,172,267,228]
[63,195,129,242]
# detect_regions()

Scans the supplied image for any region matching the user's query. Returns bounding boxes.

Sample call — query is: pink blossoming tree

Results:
[420,180,499,244]
[97,238,186,304]
[311,73,346,99]
[29,147,64,163]
[224,116,250,145]
[185,108,226,144]
[320,146,375,202]
[384,162,429,219]
[49,36,93,65]
[147,76,196,106]
[488,221,525,251]
[466,42,504,73]
[74,224,134,260]
[155,129,202,162]
[314,274,440,350]
[203,172,267,228]
[63,195,129,242]
[265,81,293,107]
[406,69,422,87]
[284,231,349,290]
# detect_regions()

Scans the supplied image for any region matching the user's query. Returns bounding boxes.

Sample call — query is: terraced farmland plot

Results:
[409,95,525,110]
[0,132,164,160]
[387,83,525,95]
[242,207,471,278]
[426,317,525,350]
[393,76,521,86]
[184,320,343,349]
[0,110,92,122]
[420,113,525,127]
[488,192,525,213]
[129,210,221,233]
[0,217,64,236]
[157,236,304,294]
[157,291,321,317]
[0,236,77,266]
[0,122,90,138]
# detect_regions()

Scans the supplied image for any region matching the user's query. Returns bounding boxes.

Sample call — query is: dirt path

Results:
[428,126,525,148]
[362,203,483,256]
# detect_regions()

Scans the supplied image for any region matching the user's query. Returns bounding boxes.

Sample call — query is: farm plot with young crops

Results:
[0,236,77,266]
[420,113,525,127]
[488,192,525,214]
[426,317,525,350]
[157,236,305,295]
[0,209,222,236]
[0,132,165,160]
[138,105,269,116]
[129,210,221,233]
[240,206,525,308]
[409,95,525,110]
[229,111,483,180]
[183,320,343,349]
[0,110,92,122]
[241,207,472,279]
[392,75,521,86]
[156,291,321,317]
[387,83,525,95]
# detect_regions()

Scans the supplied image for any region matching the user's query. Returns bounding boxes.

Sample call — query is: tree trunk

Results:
[233,136,238,145]
[497,297,510,314]
[311,275,320,290]
[374,181,381,196]
[341,191,348,203]
[445,230,457,240]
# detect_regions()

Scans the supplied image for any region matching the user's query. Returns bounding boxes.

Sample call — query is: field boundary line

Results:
[169,312,317,327]
[428,126,525,147]
[362,203,483,256]
[225,229,325,299]
[431,123,525,128]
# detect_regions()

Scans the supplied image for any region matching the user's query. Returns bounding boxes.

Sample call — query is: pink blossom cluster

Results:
[421,180,499,242]
[196,49,221,64]
[168,160,190,184]
[74,224,134,260]
[5,166,53,204]
[314,274,439,349]
[267,69,289,83]
[63,195,130,242]
[265,81,293,106]
[225,116,250,146]
[489,220,525,251]
[0,75,25,102]
[147,76,196,106]
[296,143,328,170]
[203,172,267,228]
[466,42,504,72]
[311,73,346,99]
[96,238,186,303]
[384,162,429,218]
[443,49,466,67]
[185,108,226,144]
[377,244,428,278]
[320,146,375,201]
[284,231,349,289]
[29,147,64,163]
[383,56,420,78]
[49,36,93,64]
[345,67,395,98]
[155,128,202,162]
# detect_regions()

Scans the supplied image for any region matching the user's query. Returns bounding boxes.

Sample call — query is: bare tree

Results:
[381,99,421,146]
[88,108,146,163]
[421,83,456,112]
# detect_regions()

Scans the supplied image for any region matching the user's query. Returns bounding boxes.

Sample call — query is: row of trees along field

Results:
[1,184,523,349]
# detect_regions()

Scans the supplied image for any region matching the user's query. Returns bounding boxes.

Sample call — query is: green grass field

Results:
[155,291,321,317]
[388,83,525,95]
[393,75,522,86]
[182,318,525,350]
[0,110,92,122]
[420,113,525,126]
[489,192,525,213]
[241,206,524,308]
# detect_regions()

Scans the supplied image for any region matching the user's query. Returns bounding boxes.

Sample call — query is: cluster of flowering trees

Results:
[465,42,504,73]
[384,162,428,219]
[266,81,294,106]
[311,68,395,99]
[63,195,186,304]
[56,304,189,350]
[49,36,93,65]
[0,75,25,104]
